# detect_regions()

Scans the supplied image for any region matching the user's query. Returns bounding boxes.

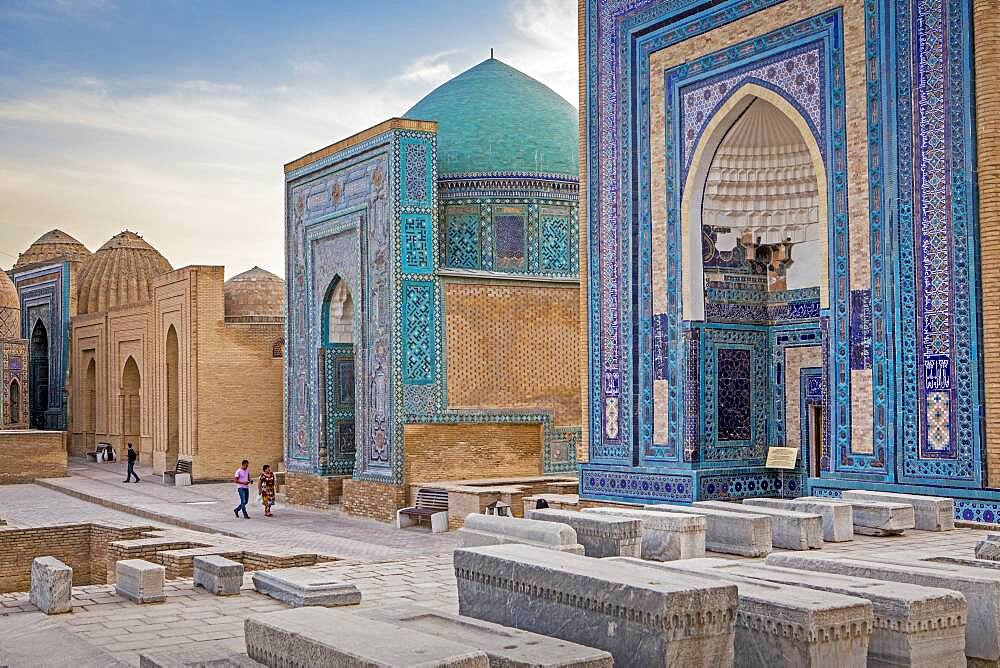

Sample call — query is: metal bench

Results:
[396,487,449,533]
[86,443,115,462]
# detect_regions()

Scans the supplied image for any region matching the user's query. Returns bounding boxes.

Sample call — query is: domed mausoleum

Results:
[224,266,285,319]
[283,57,581,517]
[13,229,92,271]
[0,270,28,428]
[77,231,172,314]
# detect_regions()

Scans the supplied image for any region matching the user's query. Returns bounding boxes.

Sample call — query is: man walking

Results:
[234,459,252,519]
[123,443,140,483]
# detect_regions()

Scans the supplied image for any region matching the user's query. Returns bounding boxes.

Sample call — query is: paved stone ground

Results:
[1,461,996,666]
[38,459,457,561]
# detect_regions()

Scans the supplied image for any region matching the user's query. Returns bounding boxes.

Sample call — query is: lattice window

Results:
[716,347,751,441]
[272,338,284,358]
[446,214,480,269]
[494,214,526,269]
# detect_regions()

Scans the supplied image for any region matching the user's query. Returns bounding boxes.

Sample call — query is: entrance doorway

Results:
[165,326,179,467]
[321,277,356,475]
[29,320,48,429]
[7,379,19,426]
[121,356,141,457]
[84,357,96,448]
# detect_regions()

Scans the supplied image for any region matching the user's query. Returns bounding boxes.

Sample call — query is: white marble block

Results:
[694,500,823,550]
[115,559,166,604]
[744,497,854,542]
[841,490,954,531]
[29,556,72,615]
[193,555,243,596]
[456,513,585,554]
[645,503,772,557]
[581,507,706,560]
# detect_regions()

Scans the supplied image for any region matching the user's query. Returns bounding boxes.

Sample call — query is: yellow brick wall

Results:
[285,472,346,507]
[975,0,1000,486]
[342,479,408,523]
[403,422,544,484]
[443,280,580,425]
[0,430,66,484]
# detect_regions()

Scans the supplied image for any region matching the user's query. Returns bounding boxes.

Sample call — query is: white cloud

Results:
[397,50,458,86]
[499,0,578,105]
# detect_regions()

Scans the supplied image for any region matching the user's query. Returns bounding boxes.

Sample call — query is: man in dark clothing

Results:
[123,443,140,483]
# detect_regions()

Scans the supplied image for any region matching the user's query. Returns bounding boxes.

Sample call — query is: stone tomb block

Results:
[679,557,967,668]
[454,543,738,668]
[456,513,585,554]
[525,508,640,558]
[251,567,360,608]
[645,503,772,557]
[360,604,614,667]
[743,497,853,542]
[29,556,72,615]
[841,490,954,532]
[245,607,488,667]
[766,553,999,664]
[612,557,873,668]
[140,646,264,667]
[116,559,166,604]
[580,506,705,560]
[976,534,1000,561]
[694,500,823,550]
[797,496,914,536]
[193,555,243,596]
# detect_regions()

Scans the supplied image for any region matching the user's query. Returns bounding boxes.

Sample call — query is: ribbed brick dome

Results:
[224,266,285,318]
[0,271,20,339]
[13,229,91,271]
[77,231,172,315]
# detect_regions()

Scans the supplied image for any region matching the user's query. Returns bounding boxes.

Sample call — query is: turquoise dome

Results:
[404,58,578,177]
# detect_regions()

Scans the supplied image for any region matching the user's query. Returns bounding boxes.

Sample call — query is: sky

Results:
[0,0,578,277]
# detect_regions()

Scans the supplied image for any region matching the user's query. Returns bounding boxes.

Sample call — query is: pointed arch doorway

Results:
[29,320,49,429]
[121,356,141,459]
[320,277,357,475]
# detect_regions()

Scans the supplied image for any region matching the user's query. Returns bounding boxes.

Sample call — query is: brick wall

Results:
[443,281,580,426]
[285,472,347,507]
[0,430,67,484]
[403,422,543,484]
[342,479,408,523]
[975,0,1000,486]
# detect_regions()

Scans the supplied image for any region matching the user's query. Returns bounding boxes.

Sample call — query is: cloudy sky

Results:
[0,0,578,276]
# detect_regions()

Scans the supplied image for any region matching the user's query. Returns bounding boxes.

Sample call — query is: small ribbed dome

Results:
[224,266,285,318]
[404,58,578,177]
[13,229,92,270]
[77,231,172,315]
[0,271,20,340]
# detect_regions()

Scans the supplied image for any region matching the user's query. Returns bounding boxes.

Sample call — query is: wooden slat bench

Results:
[163,459,193,486]
[396,487,449,533]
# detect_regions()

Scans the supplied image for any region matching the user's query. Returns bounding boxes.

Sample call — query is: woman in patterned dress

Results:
[258,465,276,517]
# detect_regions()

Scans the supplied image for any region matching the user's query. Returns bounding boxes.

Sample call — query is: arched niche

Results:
[680,83,830,320]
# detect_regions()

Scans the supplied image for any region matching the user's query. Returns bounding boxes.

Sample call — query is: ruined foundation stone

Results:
[193,555,243,596]
[678,558,967,668]
[525,508,641,558]
[29,556,72,615]
[456,513,585,554]
[693,500,823,550]
[841,491,954,532]
[580,507,705,560]
[360,604,614,667]
[743,498,854,542]
[115,559,166,604]
[976,534,1000,561]
[612,557,874,668]
[251,568,361,608]
[245,607,489,667]
[454,543,738,668]
[766,553,1000,663]
[645,504,772,557]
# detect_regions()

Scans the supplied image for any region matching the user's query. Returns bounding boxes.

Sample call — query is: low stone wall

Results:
[342,479,408,523]
[0,430,67,484]
[0,523,151,593]
[285,473,348,507]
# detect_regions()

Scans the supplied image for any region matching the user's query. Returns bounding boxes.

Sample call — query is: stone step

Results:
[456,513,585,554]
[359,604,613,667]
[743,497,853,542]
[580,506,705,560]
[694,500,823,550]
[245,608,489,667]
[841,490,954,531]
[525,508,641,558]
[676,557,967,668]
[765,552,1000,663]
[455,543,738,667]
[610,556,873,668]
[644,503,772,557]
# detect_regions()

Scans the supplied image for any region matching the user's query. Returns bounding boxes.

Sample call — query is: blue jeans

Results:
[125,461,139,482]
[235,487,249,517]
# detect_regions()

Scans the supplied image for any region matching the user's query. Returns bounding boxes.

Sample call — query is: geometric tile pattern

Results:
[445,214,480,269]
[401,214,433,275]
[540,216,571,272]
[402,282,435,385]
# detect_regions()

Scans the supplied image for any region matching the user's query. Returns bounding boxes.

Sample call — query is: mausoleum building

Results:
[577,0,1000,521]
[283,57,582,518]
